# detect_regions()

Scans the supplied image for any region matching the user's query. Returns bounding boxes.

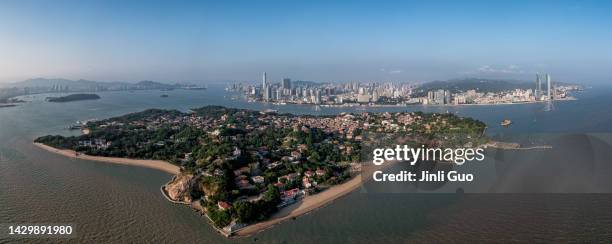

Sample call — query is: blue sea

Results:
[1,84,612,242]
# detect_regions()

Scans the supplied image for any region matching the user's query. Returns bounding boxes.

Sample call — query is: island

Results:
[35,105,488,237]
[46,93,101,102]
[0,97,26,108]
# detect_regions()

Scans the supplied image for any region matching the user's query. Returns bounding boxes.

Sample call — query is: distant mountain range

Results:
[7,78,100,88]
[292,80,329,86]
[0,78,195,101]
[0,78,181,91]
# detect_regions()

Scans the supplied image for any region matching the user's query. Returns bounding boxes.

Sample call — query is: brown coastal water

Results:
[2,86,612,243]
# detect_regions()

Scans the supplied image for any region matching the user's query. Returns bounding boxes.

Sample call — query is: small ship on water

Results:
[500,119,512,127]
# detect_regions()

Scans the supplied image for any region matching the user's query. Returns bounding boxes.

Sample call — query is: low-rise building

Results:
[251,175,265,184]
[218,201,231,211]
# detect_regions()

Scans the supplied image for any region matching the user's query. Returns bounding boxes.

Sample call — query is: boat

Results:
[500,119,512,127]
[67,124,82,130]
[262,109,278,113]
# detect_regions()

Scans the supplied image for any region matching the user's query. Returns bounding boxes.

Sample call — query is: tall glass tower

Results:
[546,73,551,100]
[536,73,542,100]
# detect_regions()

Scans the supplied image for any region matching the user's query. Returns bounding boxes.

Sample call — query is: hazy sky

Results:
[0,0,611,84]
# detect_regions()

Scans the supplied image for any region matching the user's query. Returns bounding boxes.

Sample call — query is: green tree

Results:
[263,184,281,204]
[233,201,257,223]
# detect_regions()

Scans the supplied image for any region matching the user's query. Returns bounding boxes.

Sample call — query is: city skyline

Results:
[226,70,579,107]
[1,1,611,84]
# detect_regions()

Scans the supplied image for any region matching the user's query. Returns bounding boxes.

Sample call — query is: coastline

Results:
[33,138,543,238]
[0,104,17,108]
[233,175,362,237]
[33,142,180,175]
[156,168,363,238]
[33,141,363,237]
[230,139,547,237]
[236,94,577,108]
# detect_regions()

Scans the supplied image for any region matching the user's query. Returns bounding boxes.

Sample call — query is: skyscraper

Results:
[535,73,541,100]
[263,84,272,101]
[427,91,435,103]
[444,90,451,104]
[262,72,267,88]
[282,78,291,90]
[275,87,282,100]
[314,89,322,104]
[546,73,551,100]
[433,89,445,104]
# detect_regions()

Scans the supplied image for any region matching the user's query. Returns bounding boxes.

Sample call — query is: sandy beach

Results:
[233,175,362,237]
[33,142,180,174]
[34,141,365,237]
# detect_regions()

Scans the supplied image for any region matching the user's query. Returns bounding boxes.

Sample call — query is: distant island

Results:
[35,105,488,237]
[0,78,208,104]
[0,97,26,108]
[46,93,101,102]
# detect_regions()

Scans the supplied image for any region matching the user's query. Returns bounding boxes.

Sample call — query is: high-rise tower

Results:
[262,72,267,88]
[263,84,272,101]
[282,78,291,90]
[535,73,541,100]
[546,73,551,100]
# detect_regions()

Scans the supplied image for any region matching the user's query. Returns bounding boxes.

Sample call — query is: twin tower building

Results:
[535,73,554,101]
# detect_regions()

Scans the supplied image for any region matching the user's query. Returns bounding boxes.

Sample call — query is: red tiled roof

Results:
[217,201,231,210]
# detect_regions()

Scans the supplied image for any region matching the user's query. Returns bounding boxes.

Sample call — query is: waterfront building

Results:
[444,90,451,104]
[335,95,344,104]
[357,94,370,103]
[314,89,322,104]
[535,73,542,100]
[546,73,552,100]
[275,87,282,100]
[454,94,467,104]
[433,89,445,104]
[427,91,435,102]
[372,91,379,102]
[264,85,272,101]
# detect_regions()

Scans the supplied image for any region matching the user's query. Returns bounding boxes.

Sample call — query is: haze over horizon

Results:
[1,0,611,84]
